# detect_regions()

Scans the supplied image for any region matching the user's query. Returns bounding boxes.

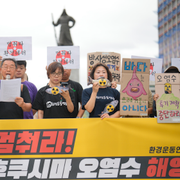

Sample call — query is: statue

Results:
[52,9,75,46]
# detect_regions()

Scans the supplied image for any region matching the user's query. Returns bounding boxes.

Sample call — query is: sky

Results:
[0,0,158,90]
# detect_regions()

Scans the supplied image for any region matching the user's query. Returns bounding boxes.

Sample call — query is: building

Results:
[158,0,180,72]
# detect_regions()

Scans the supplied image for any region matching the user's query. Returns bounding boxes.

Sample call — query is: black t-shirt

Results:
[66,80,83,117]
[0,85,31,119]
[32,85,76,118]
[82,87,120,117]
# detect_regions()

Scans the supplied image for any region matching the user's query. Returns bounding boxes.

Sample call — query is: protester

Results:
[0,58,31,119]
[82,63,120,119]
[0,56,2,79]
[33,62,75,118]
[15,60,38,119]
[61,69,84,118]
[153,66,180,116]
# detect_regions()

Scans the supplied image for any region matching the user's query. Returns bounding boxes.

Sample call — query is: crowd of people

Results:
[0,56,179,119]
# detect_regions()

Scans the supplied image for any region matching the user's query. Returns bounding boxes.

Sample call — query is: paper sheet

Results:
[0,78,21,102]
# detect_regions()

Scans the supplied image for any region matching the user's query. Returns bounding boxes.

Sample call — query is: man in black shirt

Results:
[61,69,84,118]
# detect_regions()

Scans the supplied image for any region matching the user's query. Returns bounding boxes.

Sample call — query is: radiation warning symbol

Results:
[106,104,115,112]
[99,79,107,86]
[51,87,59,95]
[164,83,172,94]
[7,41,23,56]
[56,50,71,65]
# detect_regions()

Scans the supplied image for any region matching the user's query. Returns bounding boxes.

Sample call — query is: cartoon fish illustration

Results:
[122,66,147,100]
[99,100,119,116]
[88,76,111,87]
[46,84,71,95]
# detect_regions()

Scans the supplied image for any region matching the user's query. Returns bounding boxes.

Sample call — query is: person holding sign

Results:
[0,58,31,119]
[82,63,120,119]
[32,62,75,118]
[153,66,180,117]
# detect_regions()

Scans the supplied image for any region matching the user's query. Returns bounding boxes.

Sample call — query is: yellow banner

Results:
[0,118,179,179]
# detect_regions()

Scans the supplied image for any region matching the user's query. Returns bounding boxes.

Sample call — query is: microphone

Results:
[6,75,10,80]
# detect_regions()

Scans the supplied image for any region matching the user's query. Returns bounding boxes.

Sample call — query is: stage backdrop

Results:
[0,118,179,180]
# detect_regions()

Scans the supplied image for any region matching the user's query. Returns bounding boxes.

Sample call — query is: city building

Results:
[158,0,180,72]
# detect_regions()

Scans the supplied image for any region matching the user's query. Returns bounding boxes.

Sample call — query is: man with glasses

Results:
[0,58,31,119]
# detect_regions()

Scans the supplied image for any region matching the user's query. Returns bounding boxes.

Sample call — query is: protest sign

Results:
[132,55,163,84]
[87,52,121,84]
[120,58,150,116]
[155,73,180,123]
[47,46,79,69]
[0,37,32,60]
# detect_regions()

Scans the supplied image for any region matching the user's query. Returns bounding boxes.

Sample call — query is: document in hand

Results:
[0,78,21,102]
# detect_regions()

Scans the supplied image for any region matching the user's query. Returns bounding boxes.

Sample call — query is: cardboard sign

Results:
[47,46,80,69]
[132,55,163,84]
[87,52,121,84]
[0,37,32,60]
[155,73,180,123]
[120,58,150,116]
[171,58,180,69]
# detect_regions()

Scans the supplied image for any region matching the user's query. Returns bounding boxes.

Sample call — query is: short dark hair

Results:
[17,60,27,68]
[47,62,64,79]
[90,63,112,82]
[1,58,17,68]
[164,66,180,73]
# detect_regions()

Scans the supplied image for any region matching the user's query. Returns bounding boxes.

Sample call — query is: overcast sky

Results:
[0,0,158,90]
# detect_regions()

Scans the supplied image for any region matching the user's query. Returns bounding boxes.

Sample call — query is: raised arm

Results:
[84,82,99,113]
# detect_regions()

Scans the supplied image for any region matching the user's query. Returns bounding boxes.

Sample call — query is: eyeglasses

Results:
[2,66,15,70]
[51,72,62,77]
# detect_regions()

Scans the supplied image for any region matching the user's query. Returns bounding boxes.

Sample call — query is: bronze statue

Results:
[52,9,75,46]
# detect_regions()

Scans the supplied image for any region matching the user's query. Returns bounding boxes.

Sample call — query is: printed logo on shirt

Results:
[46,101,67,108]
[96,96,115,100]
[72,88,76,92]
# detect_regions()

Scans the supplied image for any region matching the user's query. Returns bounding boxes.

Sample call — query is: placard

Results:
[132,55,163,84]
[120,58,150,116]
[0,37,32,60]
[155,73,180,123]
[47,46,79,69]
[87,52,121,84]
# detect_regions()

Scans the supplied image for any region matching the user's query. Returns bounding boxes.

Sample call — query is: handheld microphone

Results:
[6,75,10,80]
